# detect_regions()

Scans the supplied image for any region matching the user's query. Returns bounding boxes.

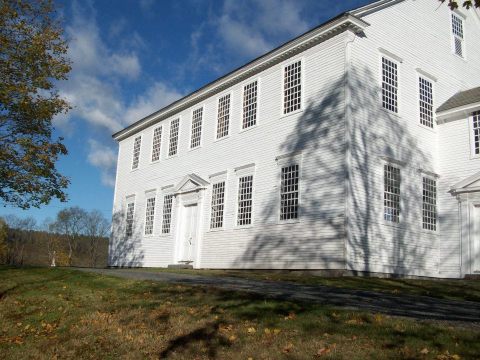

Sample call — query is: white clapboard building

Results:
[109,0,480,278]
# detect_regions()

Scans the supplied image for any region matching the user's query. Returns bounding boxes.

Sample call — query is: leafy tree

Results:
[52,206,87,266]
[440,0,480,9]
[0,0,71,209]
[84,210,110,267]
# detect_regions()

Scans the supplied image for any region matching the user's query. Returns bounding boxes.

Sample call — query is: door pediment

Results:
[174,174,209,194]
[450,171,480,195]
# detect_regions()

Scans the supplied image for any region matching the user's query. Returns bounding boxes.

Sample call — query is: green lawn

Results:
[134,268,480,303]
[0,267,479,359]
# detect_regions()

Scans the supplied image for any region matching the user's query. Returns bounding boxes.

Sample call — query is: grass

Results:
[0,266,479,359]
[132,268,480,303]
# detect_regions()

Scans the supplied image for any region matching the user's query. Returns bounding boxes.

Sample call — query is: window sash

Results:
[151,127,162,162]
[452,14,464,57]
[168,119,180,156]
[210,182,226,228]
[216,94,231,139]
[243,81,258,129]
[473,111,480,156]
[381,57,398,113]
[131,136,142,170]
[384,164,400,223]
[161,194,173,234]
[422,177,437,231]
[190,107,203,148]
[280,164,299,221]
[237,175,253,226]
[419,77,434,128]
[144,197,156,235]
[125,202,135,237]
[283,61,302,114]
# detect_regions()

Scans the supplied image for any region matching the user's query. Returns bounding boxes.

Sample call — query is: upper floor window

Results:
[381,57,398,113]
[151,127,162,162]
[210,181,226,229]
[283,60,302,114]
[216,94,231,139]
[190,107,203,149]
[131,136,142,170]
[419,77,434,128]
[473,111,480,156]
[422,177,437,231]
[237,175,253,226]
[451,13,465,58]
[168,118,180,156]
[280,164,299,221]
[144,196,156,235]
[243,81,258,129]
[125,201,135,237]
[161,194,173,234]
[384,164,400,223]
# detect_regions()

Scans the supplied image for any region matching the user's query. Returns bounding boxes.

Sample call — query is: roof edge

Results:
[112,13,369,141]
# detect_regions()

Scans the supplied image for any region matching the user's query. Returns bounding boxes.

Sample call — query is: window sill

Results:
[470,154,480,160]
[165,154,178,160]
[239,124,258,134]
[130,168,140,173]
[382,220,404,229]
[150,159,160,165]
[207,227,225,233]
[380,108,401,119]
[188,146,202,152]
[421,228,438,235]
[214,135,230,143]
[277,219,300,225]
[234,224,254,230]
[280,108,303,119]
[452,53,467,62]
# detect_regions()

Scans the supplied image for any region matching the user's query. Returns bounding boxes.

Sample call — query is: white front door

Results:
[473,205,480,273]
[181,204,198,262]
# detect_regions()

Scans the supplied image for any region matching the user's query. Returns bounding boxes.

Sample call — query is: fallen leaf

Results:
[247,327,256,334]
[282,343,294,353]
[317,347,331,356]
[420,348,429,355]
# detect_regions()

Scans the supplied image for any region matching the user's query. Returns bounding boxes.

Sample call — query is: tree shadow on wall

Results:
[235,65,444,276]
[109,207,144,267]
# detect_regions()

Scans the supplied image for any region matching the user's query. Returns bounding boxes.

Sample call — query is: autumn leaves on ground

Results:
[0,267,479,359]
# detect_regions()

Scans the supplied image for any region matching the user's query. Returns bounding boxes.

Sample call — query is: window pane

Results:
[161,195,173,234]
[280,164,299,220]
[419,77,433,128]
[216,94,231,139]
[151,127,162,162]
[283,61,302,114]
[384,164,400,223]
[237,175,253,226]
[422,177,437,231]
[473,111,480,155]
[190,107,203,148]
[168,118,180,156]
[243,81,258,129]
[131,136,142,170]
[210,182,226,228]
[144,197,156,235]
[382,57,398,113]
[125,202,135,237]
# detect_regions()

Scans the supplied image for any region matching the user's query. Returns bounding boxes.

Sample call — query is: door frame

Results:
[173,189,205,268]
[470,202,480,273]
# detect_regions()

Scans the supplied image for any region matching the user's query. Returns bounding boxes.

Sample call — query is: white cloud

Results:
[87,140,117,187]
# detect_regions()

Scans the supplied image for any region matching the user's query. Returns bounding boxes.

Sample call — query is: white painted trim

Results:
[214,92,233,140]
[149,125,163,164]
[436,102,480,122]
[281,57,304,117]
[240,78,260,132]
[378,52,401,116]
[189,104,205,150]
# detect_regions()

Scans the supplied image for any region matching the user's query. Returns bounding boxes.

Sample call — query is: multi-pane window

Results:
[473,111,480,156]
[210,182,225,229]
[190,107,203,148]
[381,57,398,113]
[422,177,437,231]
[216,94,231,139]
[144,196,156,235]
[237,175,253,226]
[151,127,162,162]
[243,81,258,129]
[384,164,401,223]
[161,194,173,234]
[280,164,299,221]
[419,77,434,128]
[125,201,135,237]
[451,14,464,57]
[168,118,180,156]
[283,60,302,114]
[131,136,142,170]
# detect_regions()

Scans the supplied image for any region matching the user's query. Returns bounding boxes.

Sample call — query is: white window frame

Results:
[189,105,204,150]
[215,93,232,140]
[125,196,136,238]
[161,193,174,234]
[167,117,181,158]
[450,12,466,59]
[470,111,480,158]
[234,164,256,228]
[417,73,436,130]
[150,126,163,163]
[144,192,156,236]
[382,161,402,225]
[276,152,302,223]
[241,79,259,131]
[131,135,142,170]
[210,181,226,230]
[281,58,304,117]
[379,52,401,115]
[421,176,437,232]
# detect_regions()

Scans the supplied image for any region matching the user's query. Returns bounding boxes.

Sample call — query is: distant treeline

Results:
[0,207,110,268]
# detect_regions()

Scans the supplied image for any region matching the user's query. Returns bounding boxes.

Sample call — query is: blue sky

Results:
[0,0,371,226]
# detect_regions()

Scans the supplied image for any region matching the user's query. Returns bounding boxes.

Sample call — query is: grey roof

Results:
[437,86,480,113]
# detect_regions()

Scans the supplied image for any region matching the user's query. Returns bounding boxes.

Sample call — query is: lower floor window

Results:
[125,202,135,237]
[144,197,156,235]
[162,195,173,234]
[237,175,253,226]
[210,182,226,229]
[422,177,437,231]
[384,164,400,223]
[280,164,299,220]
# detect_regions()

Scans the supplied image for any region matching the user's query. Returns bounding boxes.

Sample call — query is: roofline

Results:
[436,101,480,123]
[112,13,369,141]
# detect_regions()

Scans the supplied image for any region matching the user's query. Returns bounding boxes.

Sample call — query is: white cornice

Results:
[113,14,369,141]
[436,102,480,124]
